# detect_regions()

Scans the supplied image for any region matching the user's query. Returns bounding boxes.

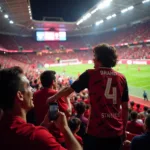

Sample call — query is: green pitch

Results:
[48,64,150,98]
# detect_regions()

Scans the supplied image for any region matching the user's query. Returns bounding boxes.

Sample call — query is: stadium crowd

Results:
[0,44,150,150]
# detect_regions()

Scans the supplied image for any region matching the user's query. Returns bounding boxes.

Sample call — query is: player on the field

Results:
[47,44,129,150]
[143,90,148,101]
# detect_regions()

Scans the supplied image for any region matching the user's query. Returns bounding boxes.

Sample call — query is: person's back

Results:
[127,121,144,134]
[87,67,126,137]
[47,44,129,150]
[127,111,144,134]
[34,88,57,125]
[131,115,150,150]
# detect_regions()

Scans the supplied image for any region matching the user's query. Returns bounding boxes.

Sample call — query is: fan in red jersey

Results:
[47,44,129,150]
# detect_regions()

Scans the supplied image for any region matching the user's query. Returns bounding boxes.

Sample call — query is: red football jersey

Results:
[87,68,128,138]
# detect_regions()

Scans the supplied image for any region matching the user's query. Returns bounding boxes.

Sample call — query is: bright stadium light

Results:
[142,0,150,3]
[83,13,91,21]
[106,16,112,20]
[112,14,116,17]
[9,20,14,24]
[91,8,99,14]
[76,19,83,25]
[128,6,134,10]
[31,26,34,29]
[98,0,112,9]
[95,20,104,26]
[121,6,134,13]
[4,14,9,18]
[121,8,128,13]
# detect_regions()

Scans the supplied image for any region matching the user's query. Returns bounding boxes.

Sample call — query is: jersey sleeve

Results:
[71,70,89,93]
[33,127,66,150]
[122,79,129,102]
[57,97,68,113]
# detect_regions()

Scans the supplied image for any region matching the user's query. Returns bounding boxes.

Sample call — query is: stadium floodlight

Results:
[121,8,128,13]
[31,26,34,29]
[106,16,112,20]
[112,14,116,17]
[142,0,150,3]
[9,20,14,24]
[83,13,91,21]
[4,14,9,18]
[98,0,112,9]
[95,20,104,26]
[76,19,83,25]
[30,16,32,20]
[121,6,134,13]
[91,8,99,14]
[128,6,134,10]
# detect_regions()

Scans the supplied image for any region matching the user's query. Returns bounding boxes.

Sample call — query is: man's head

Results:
[40,70,56,88]
[75,102,86,115]
[130,101,135,107]
[145,115,150,131]
[93,43,118,68]
[144,106,148,112]
[136,104,140,109]
[130,111,138,121]
[68,117,81,133]
[0,66,33,112]
[147,109,150,114]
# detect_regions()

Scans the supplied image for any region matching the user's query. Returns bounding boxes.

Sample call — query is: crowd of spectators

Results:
[0,45,150,67]
[0,44,150,150]
[0,21,150,51]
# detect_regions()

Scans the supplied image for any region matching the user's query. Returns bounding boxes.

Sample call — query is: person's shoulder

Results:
[48,89,57,95]
[34,89,43,96]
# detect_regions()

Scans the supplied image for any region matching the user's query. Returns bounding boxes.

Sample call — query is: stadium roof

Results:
[0,0,150,37]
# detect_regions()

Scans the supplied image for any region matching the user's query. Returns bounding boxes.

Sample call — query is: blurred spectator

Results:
[75,102,88,125]
[136,104,141,113]
[147,109,150,115]
[33,70,72,145]
[75,102,88,138]
[136,114,144,125]
[131,115,150,150]
[68,117,83,146]
[126,111,144,134]
[140,106,148,117]
[0,66,82,150]
[130,101,135,111]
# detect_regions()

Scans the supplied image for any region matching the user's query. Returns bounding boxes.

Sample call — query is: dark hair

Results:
[86,104,90,109]
[40,70,56,88]
[145,115,150,130]
[130,101,135,107]
[75,102,86,115]
[34,79,37,84]
[130,111,138,120]
[136,104,140,108]
[0,66,23,110]
[82,96,85,101]
[68,117,81,132]
[144,106,148,111]
[74,97,78,101]
[93,43,118,67]
[147,109,150,114]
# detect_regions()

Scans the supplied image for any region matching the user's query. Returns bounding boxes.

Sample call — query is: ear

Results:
[16,91,24,102]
